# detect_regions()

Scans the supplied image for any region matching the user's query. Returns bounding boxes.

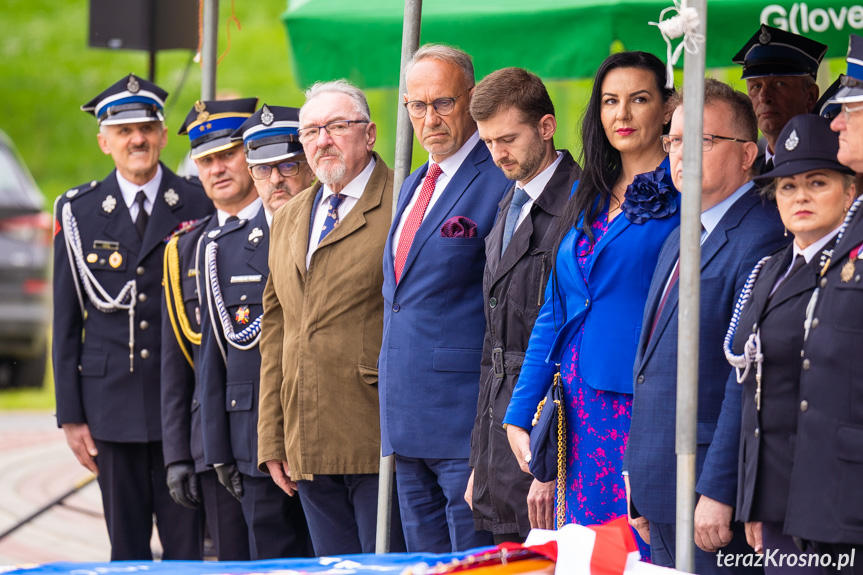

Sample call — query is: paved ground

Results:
[0,412,111,567]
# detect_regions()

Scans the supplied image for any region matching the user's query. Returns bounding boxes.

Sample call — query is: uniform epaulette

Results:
[63,180,100,201]
[182,174,205,189]
[171,214,213,239]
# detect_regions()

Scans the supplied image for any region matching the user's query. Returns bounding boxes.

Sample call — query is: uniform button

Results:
[138,293,147,303]
[140,349,150,359]
[800,400,809,412]
[754,428,760,439]
[99,258,106,265]
[136,266,145,276]
[192,398,197,406]
[240,294,247,301]
[489,297,497,309]
[802,358,810,370]
[811,318,819,329]
[636,375,645,384]
[820,277,828,288]
[488,406,493,416]
[231,399,237,407]
[392,303,400,312]
[78,365,82,373]
[856,275,861,283]
[139,320,149,330]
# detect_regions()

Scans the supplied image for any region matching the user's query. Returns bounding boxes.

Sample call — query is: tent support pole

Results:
[201,0,218,100]
[376,0,421,555]
[676,0,706,572]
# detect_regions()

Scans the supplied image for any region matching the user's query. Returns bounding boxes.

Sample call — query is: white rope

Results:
[205,240,262,352]
[723,256,771,383]
[649,0,704,89]
[61,202,137,372]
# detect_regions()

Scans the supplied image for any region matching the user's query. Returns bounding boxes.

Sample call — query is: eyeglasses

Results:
[297,120,369,143]
[660,134,754,153]
[841,103,863,122]
[249,161,303,180]
[403,93,465,118]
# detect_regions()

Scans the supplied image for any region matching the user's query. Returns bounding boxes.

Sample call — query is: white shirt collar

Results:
[701,181,754,235]
[432,130,480,179]
[265,209,273,228]
[520,151,563,201]
[322,156,376,201]
[794,225,842,264]
[217,196,262,226]
[765,146,775,165]
[116,164,163,210]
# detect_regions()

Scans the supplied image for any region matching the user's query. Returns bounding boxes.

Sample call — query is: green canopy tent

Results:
[282,0,859,89]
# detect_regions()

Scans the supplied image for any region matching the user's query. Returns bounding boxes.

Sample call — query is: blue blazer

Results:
[379,139,510,459]
[504,166,680,430]
[199,207,270,477]
[624,184,787,524]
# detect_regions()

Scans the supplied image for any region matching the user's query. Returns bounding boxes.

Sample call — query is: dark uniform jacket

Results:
[733,244,819,523]
[787,206,863,545]
[199,206,270,477]
[161,215,217,471]
[53,165,213,441]
[469,152,580,537]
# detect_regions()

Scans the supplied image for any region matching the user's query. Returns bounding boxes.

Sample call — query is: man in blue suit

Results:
[624,79,787,573]
[379,44,511,552]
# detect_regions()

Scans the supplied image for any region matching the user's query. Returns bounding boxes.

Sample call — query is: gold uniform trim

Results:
[164,235,201,368]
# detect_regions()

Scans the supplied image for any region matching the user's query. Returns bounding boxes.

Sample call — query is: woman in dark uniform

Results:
[725,113,856,573]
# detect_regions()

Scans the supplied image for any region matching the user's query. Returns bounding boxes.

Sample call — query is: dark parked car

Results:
[0,130,51,388]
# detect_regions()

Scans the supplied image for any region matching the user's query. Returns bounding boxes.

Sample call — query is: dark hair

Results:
[555,51,673,254]
[674,78,758,143]
[470,67,555,126]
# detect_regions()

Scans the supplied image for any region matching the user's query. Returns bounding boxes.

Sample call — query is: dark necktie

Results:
[764,157,774,173]
[134,190,148,239]
[649,224,705,340]
[501,187,531,256]
[225,215,239,224]
[319,194,345,242]
[770,255,806,297]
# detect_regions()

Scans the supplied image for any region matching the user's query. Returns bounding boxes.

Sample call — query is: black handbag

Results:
[528,364,567,528]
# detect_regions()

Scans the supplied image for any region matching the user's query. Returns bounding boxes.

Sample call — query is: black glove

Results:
[166,462,201,509]
[215,463,244,501]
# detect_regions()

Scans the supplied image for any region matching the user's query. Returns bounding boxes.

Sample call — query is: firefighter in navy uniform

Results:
[161,98,261,560]
[52,74,213,560]
[198,104,315,559]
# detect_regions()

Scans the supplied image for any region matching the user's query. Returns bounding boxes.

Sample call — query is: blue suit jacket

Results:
[624,184,787,524]
[504,168,681,430]
[199,207,270,477]
[379,139,510,458]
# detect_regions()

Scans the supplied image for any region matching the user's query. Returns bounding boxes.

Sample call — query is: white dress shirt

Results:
[306,157,376,269]
[514,151,563,231]
[391,130,481,254]
[217,197,262,227]
[116,164,163,222]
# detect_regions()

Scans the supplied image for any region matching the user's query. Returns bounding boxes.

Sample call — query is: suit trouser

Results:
[94,439,201,561]
[395,456,493,553]
[198,470,250,560]
[649,519,762,574]
[240,473,314,560]
[297,473,405,556]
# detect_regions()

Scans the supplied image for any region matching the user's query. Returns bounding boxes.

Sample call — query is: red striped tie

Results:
[394,163,442,283]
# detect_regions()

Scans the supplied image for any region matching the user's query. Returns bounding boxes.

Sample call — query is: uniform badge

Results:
[127,75,140,93]
[784,129,799,151]
[102,195,117,213]
[841,259,856,282]
[759,29,771,44]
[195,100,209,123]
[66,189,78,198]
[235,305,250,324]
[108,251,123,268]
[261,105,274,126]
[164,188,179,207]
[208,229,221,238]
[248,227,263,243]
[86,253,98,264]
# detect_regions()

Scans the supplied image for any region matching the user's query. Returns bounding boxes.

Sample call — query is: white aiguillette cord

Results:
[650,0,704,89]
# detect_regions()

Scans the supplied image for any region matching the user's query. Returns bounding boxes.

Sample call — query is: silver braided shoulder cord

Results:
[62,202,137,372]
[205,240,263,351]
[723,256,771,383]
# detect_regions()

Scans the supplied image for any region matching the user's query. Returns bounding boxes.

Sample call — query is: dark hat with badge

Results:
[81,74,168,125]
[826,35,863,106]
[815,74,844,118]
[756,114,854,181]
[230,104,304,165]
[178,98,258,160]
[732,24,826,79]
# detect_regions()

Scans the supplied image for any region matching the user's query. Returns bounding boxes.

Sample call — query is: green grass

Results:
[0,370,55,411]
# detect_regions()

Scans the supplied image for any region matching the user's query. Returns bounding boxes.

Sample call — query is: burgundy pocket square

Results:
[440,216,477,238]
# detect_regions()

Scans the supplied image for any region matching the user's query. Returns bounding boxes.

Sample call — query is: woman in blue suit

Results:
[503,52,679,551]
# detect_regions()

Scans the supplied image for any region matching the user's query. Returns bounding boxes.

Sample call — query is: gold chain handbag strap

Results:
[554,366,567,529]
